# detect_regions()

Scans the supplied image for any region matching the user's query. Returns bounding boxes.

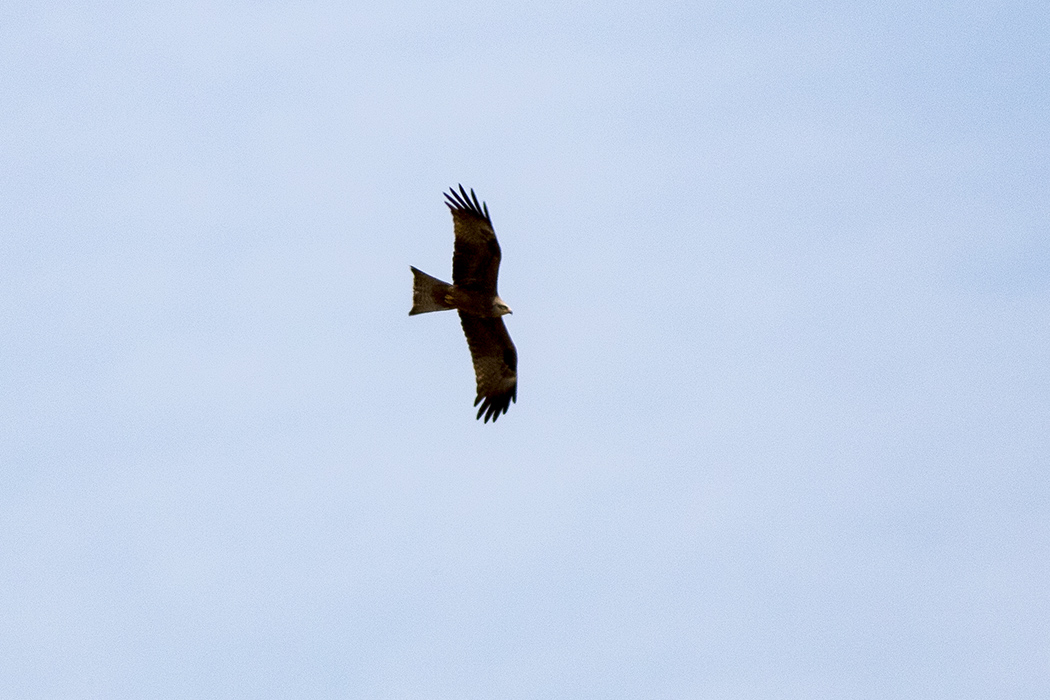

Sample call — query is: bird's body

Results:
[409,267,509,318]
[409,186,517,423]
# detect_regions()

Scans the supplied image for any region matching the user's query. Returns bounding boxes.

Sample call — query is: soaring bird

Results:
[410,186,517,423]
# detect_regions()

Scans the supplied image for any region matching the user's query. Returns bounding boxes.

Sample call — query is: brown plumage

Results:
[409,186,517,423]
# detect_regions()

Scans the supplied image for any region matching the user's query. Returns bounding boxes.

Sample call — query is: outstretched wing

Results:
[446,185,501,294]
[458,312,517,423]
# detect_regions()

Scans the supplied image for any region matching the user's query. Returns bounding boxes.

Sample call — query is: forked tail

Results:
[409,267,454,315]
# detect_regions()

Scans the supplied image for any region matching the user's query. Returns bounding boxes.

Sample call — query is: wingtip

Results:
[444,184,490,222]
[473,393,512,423]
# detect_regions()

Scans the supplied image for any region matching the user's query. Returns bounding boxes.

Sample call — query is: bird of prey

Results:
[409,186,517,423]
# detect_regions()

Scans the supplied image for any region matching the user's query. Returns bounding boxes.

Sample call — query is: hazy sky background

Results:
[3,2,1048,698]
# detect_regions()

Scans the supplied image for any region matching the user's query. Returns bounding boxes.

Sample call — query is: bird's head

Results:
[493,296,513,316]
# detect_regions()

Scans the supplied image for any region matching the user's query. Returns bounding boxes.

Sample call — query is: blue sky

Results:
[3,2,1048,698]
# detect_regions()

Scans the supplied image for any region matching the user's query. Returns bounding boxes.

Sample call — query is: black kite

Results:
[410,186,517,423]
